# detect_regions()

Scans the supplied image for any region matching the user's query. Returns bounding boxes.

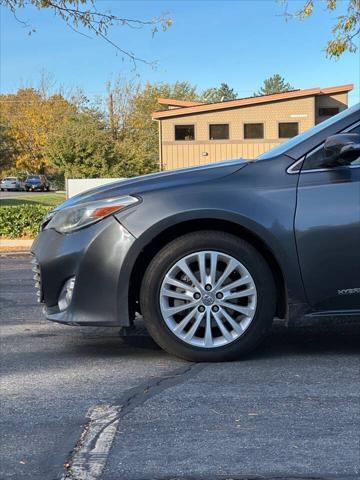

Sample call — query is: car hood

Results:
[58,159,248,210]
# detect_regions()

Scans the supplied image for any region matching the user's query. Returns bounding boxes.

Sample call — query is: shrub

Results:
[0,205,52,238]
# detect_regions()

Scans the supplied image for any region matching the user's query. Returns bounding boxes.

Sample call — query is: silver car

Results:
[0,177,22,191]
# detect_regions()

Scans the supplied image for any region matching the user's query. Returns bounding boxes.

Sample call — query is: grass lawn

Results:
[0,193,66,207]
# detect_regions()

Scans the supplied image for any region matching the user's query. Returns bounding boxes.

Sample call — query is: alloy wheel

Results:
[159,251,257,348]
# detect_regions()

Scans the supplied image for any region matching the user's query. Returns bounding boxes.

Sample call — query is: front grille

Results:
[31,256,43,303]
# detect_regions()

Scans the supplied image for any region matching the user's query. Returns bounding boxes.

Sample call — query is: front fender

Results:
[117,160,306,306]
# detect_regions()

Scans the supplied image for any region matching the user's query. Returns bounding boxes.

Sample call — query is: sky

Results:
[1,0,359,104]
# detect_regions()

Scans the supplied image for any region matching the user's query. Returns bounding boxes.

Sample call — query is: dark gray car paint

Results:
[295,165,360,311]
[31,217,135,326]
[31,105,360,327]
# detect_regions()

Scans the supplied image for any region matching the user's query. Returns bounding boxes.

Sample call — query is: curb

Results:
[0,239,34,254]
[0,250,31,256]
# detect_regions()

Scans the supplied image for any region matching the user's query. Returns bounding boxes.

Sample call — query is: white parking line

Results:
[61,404,121,480]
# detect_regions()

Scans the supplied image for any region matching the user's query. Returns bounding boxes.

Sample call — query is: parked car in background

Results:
[32,104,360,362]
[0,177,23,191]
[25,175,50,192]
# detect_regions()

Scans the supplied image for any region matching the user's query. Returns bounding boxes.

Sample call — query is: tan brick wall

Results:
[160,96,316,169]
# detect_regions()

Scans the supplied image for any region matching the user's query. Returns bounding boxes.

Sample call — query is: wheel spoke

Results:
[173,307,197,334]
[213,311,233,342]
[219,275,251,292]
[197,252,207,286]
[184,310,204,340]
[208,252,218,285]
[163,301,196,317]
[204,309,213,347]
[160,288,194,301]
[177,259,202,289]
[214,258,239,289]
[220,308,244,334]
[163,276,197,293]
[219,301,255,317]
[223,286,256,300]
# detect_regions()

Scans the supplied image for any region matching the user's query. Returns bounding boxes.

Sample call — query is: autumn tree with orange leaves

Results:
[0,89,76,173]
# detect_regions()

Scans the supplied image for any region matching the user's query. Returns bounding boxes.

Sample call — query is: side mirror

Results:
[324,133,360,166]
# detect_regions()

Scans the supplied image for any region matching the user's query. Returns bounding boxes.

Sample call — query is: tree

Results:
[0,80,199,180]
[254,74,294,96]
[46,112,118,178]
[280,0,360,58]
[1,0,172,66]
[0,88,76,172]
[201,83,238,103]
[112,81,199,176]
[0,124,18,173]
[104,77,140,141]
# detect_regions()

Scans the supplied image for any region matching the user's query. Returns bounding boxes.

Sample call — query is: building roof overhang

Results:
[152,84,353,120]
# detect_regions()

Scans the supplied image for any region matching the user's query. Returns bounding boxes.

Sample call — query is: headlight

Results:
[45,196,139,233]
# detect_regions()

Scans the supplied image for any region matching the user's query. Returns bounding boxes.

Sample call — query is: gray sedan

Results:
[32,104,360,361]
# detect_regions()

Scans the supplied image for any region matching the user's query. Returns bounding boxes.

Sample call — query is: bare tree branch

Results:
[0,0,173,66]
[278,0,360,58]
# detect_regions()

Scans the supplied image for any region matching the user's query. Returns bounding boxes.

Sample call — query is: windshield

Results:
[27,176,40,181]
[4,177,16,181]
[258,103,360,160]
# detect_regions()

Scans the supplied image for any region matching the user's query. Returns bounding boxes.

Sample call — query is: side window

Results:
[279,122,298,139]
[175,125,195,141]
[318,107,339,117]
[303,123,360,170]
[209,124,229,140]
[244,123,264,139]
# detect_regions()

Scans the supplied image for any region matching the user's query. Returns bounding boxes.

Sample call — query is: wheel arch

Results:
[128,217,288,322]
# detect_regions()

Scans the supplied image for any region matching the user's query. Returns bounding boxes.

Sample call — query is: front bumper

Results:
[31,216,135,326]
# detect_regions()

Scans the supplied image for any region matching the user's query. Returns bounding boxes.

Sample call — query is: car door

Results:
[295,122,360,312]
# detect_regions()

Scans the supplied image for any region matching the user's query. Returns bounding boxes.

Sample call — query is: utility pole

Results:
[107,91,117,140]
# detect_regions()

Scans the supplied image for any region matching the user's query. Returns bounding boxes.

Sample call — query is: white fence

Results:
[66,178,125,198]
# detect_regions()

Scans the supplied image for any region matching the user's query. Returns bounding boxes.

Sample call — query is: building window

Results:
[278,122,299,138]
[318,107,339,117]
[209,124,229,140]
[244,123,264,139]
[175,124,195,141]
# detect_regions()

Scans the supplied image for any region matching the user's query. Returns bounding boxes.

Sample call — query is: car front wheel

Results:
[141,231,276,362]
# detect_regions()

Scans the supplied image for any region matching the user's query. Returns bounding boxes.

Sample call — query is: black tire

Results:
[140,231,276,362]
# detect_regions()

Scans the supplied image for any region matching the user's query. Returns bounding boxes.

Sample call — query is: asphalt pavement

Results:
[0,255,359,480]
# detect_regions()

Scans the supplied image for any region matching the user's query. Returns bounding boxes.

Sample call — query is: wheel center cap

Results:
[202,293,215,306]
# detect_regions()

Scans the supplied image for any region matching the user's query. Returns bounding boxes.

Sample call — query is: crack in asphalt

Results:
[61,363,206,480]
